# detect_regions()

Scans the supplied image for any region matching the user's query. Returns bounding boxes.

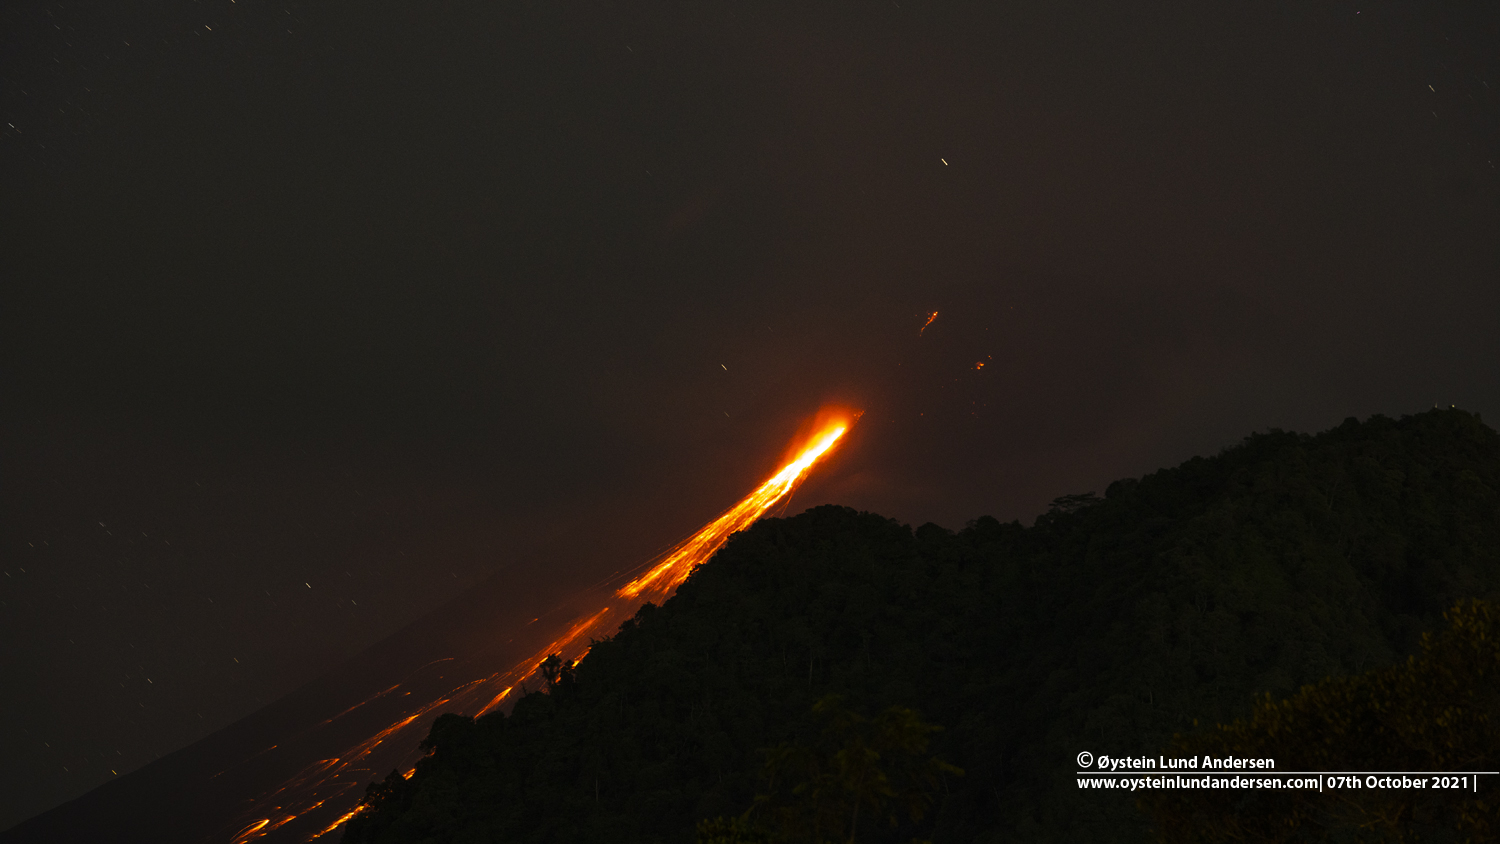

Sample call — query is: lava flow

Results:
[225,410,857,843]
[616,419,852,601]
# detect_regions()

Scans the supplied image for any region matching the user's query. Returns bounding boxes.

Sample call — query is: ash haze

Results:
[2,0,1498,834]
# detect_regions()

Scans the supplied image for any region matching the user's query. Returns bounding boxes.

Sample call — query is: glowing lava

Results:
[919,310,939,335]
[222,410,857,842]
[617,420,851,601]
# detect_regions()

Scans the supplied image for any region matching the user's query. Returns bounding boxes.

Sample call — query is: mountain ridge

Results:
[341,407,1500,843]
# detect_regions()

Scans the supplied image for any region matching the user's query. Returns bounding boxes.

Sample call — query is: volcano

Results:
[0,412,856,844]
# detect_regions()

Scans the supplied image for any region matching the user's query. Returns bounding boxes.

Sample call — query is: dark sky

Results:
[3,0,1497,831]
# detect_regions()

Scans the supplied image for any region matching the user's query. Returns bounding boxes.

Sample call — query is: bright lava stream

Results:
[227,413,856,843]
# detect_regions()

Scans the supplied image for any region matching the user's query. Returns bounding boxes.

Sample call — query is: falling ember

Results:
[309,806,365,840]
[919,311,939,335]
[221,410,857,842]
[231,820,270,843]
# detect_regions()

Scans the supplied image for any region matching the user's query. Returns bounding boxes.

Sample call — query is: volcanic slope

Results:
[341,408,1500,843]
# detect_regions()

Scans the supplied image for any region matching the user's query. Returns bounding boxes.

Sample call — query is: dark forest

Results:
[340,408,1500,843]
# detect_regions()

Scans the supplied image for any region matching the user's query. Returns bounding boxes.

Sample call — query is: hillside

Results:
[341,408,1500,843]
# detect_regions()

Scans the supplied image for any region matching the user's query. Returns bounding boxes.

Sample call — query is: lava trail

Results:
[224,412,856,843]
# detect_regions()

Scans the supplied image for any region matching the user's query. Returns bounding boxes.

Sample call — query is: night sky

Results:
[3,0,1497,831]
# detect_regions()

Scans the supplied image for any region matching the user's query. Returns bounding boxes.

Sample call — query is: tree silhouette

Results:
[1048,492,1102,513]
[702,695,960,844]
[540,653,577,691]
[1141,599,1500,843]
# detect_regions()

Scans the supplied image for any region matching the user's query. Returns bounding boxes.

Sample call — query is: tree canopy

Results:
[1141,598,1500,843]
[705,694,961,844]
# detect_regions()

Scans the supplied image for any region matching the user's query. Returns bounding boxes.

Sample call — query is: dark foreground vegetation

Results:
[342,409,1500,843]
[1141,598,1500,842]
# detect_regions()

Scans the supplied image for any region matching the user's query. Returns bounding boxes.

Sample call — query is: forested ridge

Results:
[341,408,1500,843]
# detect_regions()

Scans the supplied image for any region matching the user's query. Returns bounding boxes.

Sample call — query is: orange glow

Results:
[919,311,939,335]
[221,409,857,842]
[618,418,851,600]
[309,806,365,840]
[475,606,612,717]
[230,820,270,844]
